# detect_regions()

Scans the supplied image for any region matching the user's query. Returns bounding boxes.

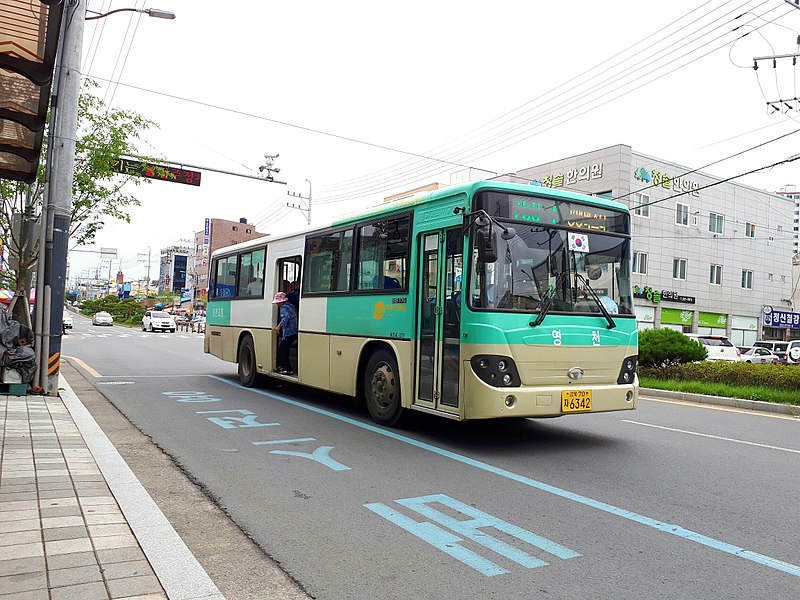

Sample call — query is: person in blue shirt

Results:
[273,291,298,375]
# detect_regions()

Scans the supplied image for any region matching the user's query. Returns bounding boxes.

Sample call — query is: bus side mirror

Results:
[475,226,498,263]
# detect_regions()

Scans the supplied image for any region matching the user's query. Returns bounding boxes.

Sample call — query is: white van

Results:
[753,340,788,362]
[686,334,741,362]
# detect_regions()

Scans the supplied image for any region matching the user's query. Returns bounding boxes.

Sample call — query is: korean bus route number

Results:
[365,493,580,576]
[161,391,351,471]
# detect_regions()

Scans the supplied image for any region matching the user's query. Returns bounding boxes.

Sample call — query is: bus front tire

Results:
[238,336,259,387]
[364,349,405,427]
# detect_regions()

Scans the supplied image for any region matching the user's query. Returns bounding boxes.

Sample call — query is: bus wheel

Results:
[238,336,259,387]
[364,349,405,426]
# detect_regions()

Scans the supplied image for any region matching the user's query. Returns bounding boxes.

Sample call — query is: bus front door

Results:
[416,229,462,412]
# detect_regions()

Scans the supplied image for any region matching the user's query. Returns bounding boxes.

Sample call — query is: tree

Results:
[638,328,707,367]
[0,79,157,323]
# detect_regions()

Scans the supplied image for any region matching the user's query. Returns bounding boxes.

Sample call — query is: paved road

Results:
[63,312,800,599]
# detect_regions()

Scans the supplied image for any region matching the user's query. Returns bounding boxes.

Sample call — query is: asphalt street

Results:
[62,312,800,600]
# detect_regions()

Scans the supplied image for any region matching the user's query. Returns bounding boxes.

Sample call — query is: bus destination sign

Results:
[114,158,202,186]
[476,191,629,234]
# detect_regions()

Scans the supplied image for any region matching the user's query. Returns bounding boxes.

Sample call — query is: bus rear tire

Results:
[238,335,259,388]
[364,349,405,427]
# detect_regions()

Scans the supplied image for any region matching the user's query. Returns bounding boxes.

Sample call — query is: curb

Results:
[59,374,226,600]
[640,387,800,416]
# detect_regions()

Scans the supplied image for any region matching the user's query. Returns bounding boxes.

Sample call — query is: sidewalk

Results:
[0,383,224,600]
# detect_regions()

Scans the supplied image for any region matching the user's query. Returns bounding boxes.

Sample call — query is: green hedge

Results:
[79,296,145,326]
[640,361,800,391]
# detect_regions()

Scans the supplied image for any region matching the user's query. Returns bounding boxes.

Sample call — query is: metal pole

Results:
[41,0,86,394]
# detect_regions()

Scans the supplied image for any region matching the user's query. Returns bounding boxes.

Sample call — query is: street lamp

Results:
[86,8,176,20]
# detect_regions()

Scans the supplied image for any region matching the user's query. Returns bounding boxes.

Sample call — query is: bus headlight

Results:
[470,355,521,388]
[617,356,638,385]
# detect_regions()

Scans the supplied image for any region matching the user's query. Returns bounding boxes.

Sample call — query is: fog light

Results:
[626,391,634,402]
[502,373,512,385]
[505,395,516,407]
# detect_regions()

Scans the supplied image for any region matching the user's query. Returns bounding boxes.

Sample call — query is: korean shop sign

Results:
[634,167,699,197]
[633,285,695,304]
[661,307,694,325]
[763,308,800,328]
[698,312,728,328]
[530,162,603,188]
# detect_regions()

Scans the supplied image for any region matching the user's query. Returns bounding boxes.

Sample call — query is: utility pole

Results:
[34,0,86,394]
[287,178,312,225]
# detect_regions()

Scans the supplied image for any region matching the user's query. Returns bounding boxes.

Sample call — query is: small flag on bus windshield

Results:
[569,232,589,253]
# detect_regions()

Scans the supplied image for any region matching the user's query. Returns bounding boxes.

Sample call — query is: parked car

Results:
[738,346,781,364]
[752,340,788,362]
[686,334,741,362]
[92,311,113,326]
[785,340,800,364]
[142,310,176,333]
[62,312,73,329]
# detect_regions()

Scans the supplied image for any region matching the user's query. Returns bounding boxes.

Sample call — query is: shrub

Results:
[638,328,707,367]
[640,361,800,391]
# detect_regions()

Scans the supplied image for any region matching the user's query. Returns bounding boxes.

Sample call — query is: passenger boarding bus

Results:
[205,180,638,426]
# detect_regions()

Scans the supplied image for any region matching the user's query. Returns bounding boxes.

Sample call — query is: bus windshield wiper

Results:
[530,272,566,327]
[575,273,616,330]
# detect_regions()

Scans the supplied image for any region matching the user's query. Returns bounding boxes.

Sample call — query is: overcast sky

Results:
[69,0,800,284]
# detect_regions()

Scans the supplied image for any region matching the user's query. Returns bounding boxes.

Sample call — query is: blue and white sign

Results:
[763,309,800,328]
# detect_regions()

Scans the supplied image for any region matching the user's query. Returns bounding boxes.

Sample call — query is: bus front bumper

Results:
[462,368,638,420]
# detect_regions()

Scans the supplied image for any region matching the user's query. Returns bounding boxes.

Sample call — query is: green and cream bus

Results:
[205,180,638,426]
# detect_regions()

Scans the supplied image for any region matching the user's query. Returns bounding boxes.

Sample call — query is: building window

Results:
[246,228,252,233]
[632,251,648,275]
[741,269,753,290]
[232,226,238,231]
[676,203,689,226]
[633,192,650,218]
[710,264,723,285]
[673,258,687,280]
[768,273,773,281]
[709,213,724,234]
[745,222,755,238]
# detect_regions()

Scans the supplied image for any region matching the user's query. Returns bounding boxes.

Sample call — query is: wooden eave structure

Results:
[0,0,64,183]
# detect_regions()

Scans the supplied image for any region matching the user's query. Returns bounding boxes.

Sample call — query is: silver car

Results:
[738,346,780,364]
[92,311,114,326]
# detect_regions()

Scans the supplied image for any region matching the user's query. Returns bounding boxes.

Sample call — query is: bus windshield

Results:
[469,225,633,316]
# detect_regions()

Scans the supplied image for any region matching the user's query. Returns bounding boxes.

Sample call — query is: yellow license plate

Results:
[561,390,592,412]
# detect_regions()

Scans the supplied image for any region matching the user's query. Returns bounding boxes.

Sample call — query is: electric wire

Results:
[318,0,738,195]
[314,3,789,205]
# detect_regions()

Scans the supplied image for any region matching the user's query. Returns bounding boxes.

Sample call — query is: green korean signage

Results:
[698,311,727,328]
[661,307,693,325]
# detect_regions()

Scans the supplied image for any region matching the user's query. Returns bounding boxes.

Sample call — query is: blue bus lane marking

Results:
[365,494,580,576]
[160,390,351,472]
[208,375,800,580]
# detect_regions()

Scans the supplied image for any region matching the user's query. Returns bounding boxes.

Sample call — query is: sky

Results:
[68,0,800,284]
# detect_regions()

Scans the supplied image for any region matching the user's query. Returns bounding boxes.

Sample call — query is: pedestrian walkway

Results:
[0,388,223,600]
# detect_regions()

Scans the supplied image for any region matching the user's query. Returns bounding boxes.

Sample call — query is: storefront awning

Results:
[0,0,64,183]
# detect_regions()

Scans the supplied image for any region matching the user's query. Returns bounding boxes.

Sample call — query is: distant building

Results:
[191,218,266,303]
[497,144,794,344]
[159,246,191,294]
[774,184,800,255]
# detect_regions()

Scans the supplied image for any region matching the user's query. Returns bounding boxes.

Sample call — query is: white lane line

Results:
[621,420,800,454]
